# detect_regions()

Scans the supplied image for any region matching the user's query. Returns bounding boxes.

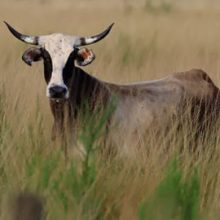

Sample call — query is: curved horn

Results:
[4,21,39,45]
[75,23,114,47]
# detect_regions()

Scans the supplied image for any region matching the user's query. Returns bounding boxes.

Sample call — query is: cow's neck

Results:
[68,66,111,117]
[50,66,112,140]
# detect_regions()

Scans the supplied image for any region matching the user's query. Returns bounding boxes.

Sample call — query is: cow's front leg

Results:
[50,100,65,141]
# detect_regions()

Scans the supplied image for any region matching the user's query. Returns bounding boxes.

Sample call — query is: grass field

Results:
[1,0,220,219]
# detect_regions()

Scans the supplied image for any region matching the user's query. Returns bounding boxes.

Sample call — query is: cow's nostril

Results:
[49,86,67,98]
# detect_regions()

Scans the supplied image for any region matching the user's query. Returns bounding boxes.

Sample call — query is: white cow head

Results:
[5,22,114,100]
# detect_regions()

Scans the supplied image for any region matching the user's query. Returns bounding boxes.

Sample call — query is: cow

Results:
[4,22,220,153]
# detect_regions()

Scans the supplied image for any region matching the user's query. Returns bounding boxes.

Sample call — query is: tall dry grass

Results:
[1,0,220,219]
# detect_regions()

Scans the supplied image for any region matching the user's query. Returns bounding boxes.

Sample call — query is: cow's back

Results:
[172,69,220,99]
[107,69,220,149]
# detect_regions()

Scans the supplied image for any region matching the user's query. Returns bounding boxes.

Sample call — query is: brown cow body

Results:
[5,22,220,150]
[50,67,220,145]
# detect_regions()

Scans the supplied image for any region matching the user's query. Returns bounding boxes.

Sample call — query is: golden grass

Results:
[1,0,220,219]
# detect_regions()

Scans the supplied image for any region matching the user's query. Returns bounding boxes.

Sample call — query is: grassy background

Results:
[1,0,220,219]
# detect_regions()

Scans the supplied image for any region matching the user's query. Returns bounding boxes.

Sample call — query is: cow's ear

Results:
[22,47,43,66]
[76,48,95,66]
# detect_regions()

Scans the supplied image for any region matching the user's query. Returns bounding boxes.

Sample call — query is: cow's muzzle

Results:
[49,85,68,99]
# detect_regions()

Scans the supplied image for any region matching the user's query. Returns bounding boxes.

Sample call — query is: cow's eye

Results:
[63,51,75,84]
